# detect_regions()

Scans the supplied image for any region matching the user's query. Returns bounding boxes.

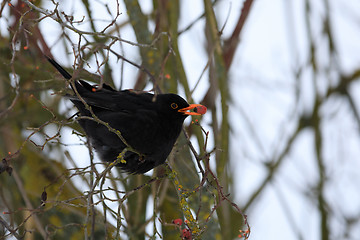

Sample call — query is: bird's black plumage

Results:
[47,57,207,174]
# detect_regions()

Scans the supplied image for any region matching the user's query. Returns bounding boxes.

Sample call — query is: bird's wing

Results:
[80,107,161,154]
[69,81,154,113]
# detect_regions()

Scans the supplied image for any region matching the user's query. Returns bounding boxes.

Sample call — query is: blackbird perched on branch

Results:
[46,57,207,174]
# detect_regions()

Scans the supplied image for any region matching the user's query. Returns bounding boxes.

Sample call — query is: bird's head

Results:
[156,94,207,120]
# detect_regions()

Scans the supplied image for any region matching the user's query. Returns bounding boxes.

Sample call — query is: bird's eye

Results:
[171,103,178,109]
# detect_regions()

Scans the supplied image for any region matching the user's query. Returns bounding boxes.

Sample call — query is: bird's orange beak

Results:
[178,104,207,115]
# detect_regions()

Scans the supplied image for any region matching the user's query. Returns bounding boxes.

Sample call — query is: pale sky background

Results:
[2,0,360,239]
[40,0,360,239]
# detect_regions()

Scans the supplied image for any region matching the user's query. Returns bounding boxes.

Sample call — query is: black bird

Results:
[47,57,207,174]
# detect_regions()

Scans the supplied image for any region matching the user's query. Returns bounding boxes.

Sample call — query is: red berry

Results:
[173,218,183,225]
[182,228,192,239]
[194,105,207,115]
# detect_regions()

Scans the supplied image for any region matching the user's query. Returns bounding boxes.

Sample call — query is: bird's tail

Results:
[45,56,72,80]
[46,56,116,95]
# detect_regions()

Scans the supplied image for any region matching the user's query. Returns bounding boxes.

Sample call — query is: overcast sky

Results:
[43,0,360,239]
